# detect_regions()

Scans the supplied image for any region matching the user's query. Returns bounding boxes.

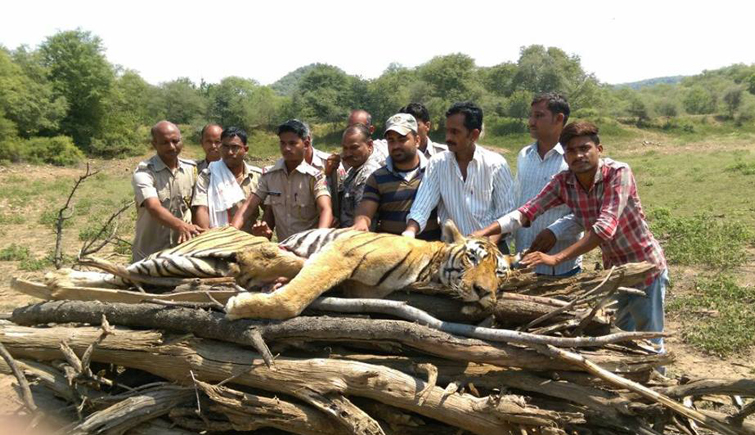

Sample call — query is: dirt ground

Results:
[0,160,753,427]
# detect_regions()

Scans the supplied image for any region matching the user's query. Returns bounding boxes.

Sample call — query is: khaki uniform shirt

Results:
[192,162,263,232]
[254,158,330,241]
[195,159,211,173]
[131,155,197,261]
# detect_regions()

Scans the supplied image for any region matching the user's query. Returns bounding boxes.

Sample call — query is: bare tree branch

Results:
[54,163,100,269]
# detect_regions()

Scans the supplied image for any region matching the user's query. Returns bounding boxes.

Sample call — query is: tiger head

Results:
[438,221,517,310]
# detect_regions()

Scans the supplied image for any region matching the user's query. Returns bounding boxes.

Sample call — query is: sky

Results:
[2,0,753,86]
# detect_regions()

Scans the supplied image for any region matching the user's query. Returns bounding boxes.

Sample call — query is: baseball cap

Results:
[384,113,418,137]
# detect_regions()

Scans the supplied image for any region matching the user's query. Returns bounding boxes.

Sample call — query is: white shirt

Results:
[514,142,583,275]
[372,139,389,166]
[421,138,448,159]
[407,145,515,236]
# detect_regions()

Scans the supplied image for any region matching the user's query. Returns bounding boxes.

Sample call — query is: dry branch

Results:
[0,340,37,412]
[78,200,135,258]
[0,323,579,435]
[54,163,99,269]
[11,301,670,373]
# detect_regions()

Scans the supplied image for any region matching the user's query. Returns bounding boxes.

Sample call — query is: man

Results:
[352,113,441,240]
[196,124,222,172]
[337,124,382,227]
[514,93,583,276]
[403,102,515,248]
[131,121,202,261]
[348,109,388,164]
[472,121,668,349]
[192,126,263,232]
[399,102,447,158]
[231,119,332,240]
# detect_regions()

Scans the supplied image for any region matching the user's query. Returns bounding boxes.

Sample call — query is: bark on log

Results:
[196,379,352,435]
[0,323,579,435]
[69,386,194,435]
[11,301,671,373]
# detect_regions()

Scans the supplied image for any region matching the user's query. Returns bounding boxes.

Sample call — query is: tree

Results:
[0,47,67,137]
[159,77,208,125]
[207,77,280,130]
[723,86,743,118]
[40,29,114,149]
[294,64,355,123]
[683,86,716,114]
[418,53,479,103]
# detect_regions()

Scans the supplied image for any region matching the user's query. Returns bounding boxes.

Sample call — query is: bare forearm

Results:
[194,206,210,229]
[552,230,602,264]
[316,196,333,229]
[145,201,186,232]
[231,195,260,229]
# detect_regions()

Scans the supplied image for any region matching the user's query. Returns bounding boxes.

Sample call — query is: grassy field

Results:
[0,122,754,366]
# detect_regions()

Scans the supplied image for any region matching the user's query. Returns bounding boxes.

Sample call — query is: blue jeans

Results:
[615,269,668,352]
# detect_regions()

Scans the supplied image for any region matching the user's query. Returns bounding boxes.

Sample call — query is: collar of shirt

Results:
[150,154,193,174]
[309,147,330,170]
[268,158,320,177]
[565,158,607,188]
[527,141,564,161]
[386,152,428,176]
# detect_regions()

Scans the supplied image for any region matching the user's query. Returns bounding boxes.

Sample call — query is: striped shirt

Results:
[515,142,583,275]
[362,154,441,240]
[407,145,515,236]
[519,158,666,285]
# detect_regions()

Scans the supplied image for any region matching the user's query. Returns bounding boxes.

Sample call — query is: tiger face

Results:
[438,222,516,310]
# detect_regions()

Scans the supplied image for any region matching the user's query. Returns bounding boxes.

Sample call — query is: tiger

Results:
[225,220,519,320]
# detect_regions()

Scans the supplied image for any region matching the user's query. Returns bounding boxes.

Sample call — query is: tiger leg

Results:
[226,250,360,320]
[234,243,306,289]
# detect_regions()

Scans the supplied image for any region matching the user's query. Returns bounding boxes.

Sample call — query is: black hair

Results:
[531,92,570,125]
[343,124,372,141]
[445,101,483,132]
[399,103,430,123]
[276,119,311,139]
[221,126,248,146]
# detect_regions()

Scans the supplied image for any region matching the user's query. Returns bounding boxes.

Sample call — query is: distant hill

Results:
[271,63,346,96]
[613,75,686,90]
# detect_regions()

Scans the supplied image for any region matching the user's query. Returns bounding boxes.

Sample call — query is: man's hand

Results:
[177,222,205,244]
[530,229,557,253]
[324,153,341,176]
[251,220,273,239]
[401,230,416,238]
[351,219,370,232]
[520,251,560,268]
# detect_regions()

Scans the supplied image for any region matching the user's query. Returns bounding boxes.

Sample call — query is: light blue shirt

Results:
[514,142,583,275]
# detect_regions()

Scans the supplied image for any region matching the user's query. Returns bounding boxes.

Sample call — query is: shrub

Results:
[0,244,30,261]
[14,136,84,166]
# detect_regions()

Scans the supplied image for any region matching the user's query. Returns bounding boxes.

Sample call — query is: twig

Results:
[54,162,100,269]
[0,341,37,412]
[309,296,664,348]
[535,344,746,435]
[572,270,625,336]
[246,328,274,368]
[731,400,755,426]
[78,200,135,258]
[522,266,616,331]
[415,363,438,405]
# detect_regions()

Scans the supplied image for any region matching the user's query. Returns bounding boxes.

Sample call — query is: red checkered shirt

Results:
[518,158,666,284]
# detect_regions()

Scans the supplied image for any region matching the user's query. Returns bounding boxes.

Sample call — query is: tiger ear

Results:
[441,220,465,244]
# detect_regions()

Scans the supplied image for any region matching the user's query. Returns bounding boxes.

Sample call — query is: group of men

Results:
[131,94,668,350]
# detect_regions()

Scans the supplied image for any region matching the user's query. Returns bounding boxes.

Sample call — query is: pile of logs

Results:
[2,262,754,434]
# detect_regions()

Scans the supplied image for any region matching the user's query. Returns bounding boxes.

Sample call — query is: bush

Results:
[7,136,85,166]
[487,116,529,136]
[0,243,30,261]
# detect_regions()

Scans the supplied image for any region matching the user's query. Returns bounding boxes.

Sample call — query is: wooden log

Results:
[11,301,671,373]
[68,386,194,435]
[126,419,196,435]
[0,323,579,435]
[196,379,351,435]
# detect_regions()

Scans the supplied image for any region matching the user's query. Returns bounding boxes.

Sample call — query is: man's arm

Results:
[352,200,379,231]
[193,206,210,229]
[142,197,204,243]
[230,193,263,230]
[530,214,584,253]
[315,195,333,229]
[521,229,602,267]
[403,159,441,237]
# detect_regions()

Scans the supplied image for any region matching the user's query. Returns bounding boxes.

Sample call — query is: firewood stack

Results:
[2,262,754,435]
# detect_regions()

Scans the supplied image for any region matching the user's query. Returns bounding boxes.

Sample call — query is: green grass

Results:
[0,244,31,261]
[0,213,24,225]
[648,208,755,269]
[669,275,755,357]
